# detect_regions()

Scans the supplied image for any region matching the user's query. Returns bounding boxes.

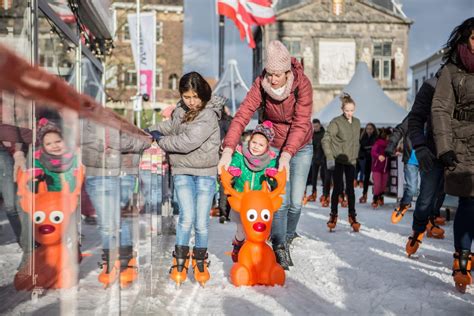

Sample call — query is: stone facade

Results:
[106,0,183,108]
[265,0,411,112]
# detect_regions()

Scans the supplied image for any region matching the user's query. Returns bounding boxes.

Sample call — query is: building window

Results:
[282,39,301,58]
[414,79,419,93]
[168,73,178,90]
[125,69,136,87]
[372,41,392,80]
[155,71,163,89]
[156,21,163,44]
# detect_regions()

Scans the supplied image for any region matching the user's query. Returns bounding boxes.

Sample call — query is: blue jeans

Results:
[0,149,21,241]
[119,174,136,245]
[400,163,419,205]
[140,170,163,214]
[453,197,474,251]
[412,161,444,232]
[271,144,313,246]
[173,175,216,248]
[86,176,132,249]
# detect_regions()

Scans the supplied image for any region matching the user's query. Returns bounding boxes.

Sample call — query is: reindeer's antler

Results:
[220,167,243,211]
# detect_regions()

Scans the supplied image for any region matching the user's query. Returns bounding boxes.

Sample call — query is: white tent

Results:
[315,62,407,127]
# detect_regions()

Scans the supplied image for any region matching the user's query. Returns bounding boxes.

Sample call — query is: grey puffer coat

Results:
[151,95,224,176]
[432,63,474,197]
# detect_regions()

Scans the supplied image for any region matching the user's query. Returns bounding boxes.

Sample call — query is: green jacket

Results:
[322,115,361,165]
[230,146,277,192]
[34,156,78,192]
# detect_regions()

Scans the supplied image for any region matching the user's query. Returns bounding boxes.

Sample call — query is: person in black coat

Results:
[218,105,233,223]
[358,123,377,203]
[303,119,326,204]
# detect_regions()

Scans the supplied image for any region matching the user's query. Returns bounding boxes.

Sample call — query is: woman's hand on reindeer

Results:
[218,147,233,174]
[278,152,291,181]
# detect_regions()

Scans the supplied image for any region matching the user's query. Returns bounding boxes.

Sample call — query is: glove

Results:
[264,167,278,178]
[439,150,459,168]
[326,159,335,171]
[218,147,233,174]
[147,130,162,142]
[278,152,291,180]
[13,151,26,182]
[227,166,242,177]
[414,146,435,172]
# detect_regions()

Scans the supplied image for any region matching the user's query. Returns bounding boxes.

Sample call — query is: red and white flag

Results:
[217,0,275,48]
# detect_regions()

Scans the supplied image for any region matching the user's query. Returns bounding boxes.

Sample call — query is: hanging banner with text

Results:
[127,12,156,100]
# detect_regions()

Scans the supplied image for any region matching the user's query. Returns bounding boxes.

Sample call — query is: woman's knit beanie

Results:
[265,40,291,74]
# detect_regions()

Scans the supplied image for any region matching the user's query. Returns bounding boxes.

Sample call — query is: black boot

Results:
[273,244,289,270]
[285,239,294,267]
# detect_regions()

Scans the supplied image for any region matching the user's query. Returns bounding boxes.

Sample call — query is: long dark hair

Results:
[442,17,474,65]
[179,72,212,123]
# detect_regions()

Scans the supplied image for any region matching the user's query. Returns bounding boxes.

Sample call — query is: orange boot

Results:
[391,203,411,224]
[406,231,424,256]
[378,195,384,206]
[434,216,446,226]
[98,249,120,287]
[359,194,367,204]
[348,213,361,232]
[302,191,309,205]
[452,250,472,293]
[169,245,190,285]
[327,212,338,232]
[307,191,317,202]
[321,195,330,207]
[119,246,138,288]
[340,194,348,207]
[192,247,210,286]
[426,219,445,239]
[371,195,380,209]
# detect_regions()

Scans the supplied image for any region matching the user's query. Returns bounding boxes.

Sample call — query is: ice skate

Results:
[391,203,411,224]
[192,247,210,287]
[452,250,472,293]
[371,195,379,209]
[119,246,138,288]
[377,195,384,206]
[434,216,446,226]
[98,249,120,288]
[340,194,348,207]
[231,238,245,263]
[426,219,445,239]
[348,213,361,232]
[359,193,367,204]
[327,212,338,232]
[321,195,330,207]
[169,245,190,286]
[307,191,317,203]
[406,231,424,256]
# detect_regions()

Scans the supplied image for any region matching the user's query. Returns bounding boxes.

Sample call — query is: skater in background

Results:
[226,121,278,264]
[370,128,391,208]
[358,123,377,203]
[149,72,223,286]
[322,93,361,232]
[431,17,474,293]
[219,40,313,270]
[385,115,419,224]
[302,119,326,205]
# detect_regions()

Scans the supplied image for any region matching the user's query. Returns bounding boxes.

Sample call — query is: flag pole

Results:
[218,15,225,78]
[136,0,141,128]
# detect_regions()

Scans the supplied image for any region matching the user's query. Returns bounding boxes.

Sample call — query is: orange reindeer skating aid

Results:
[14,166,84,290]
[220,167,286,287]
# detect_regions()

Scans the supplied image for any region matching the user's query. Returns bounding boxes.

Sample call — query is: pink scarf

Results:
[457,44,474,73]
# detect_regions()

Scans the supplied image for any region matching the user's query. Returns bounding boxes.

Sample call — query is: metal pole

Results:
[136,0,141,127]
[218,15,225,78]
[230,61,236,115]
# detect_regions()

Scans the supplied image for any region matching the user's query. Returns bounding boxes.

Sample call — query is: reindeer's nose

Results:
[39,224,55,235]
[253,222,266,232]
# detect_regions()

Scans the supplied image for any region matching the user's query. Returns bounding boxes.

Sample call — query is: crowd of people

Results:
[0,18,472,293]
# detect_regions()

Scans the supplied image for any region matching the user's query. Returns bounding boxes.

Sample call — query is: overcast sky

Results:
[183,0,474,87]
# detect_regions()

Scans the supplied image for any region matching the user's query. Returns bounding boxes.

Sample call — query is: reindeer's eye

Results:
[246,209,258,222]
[261,209,271,222]
[33,211,46,224]
[50,211,64,224]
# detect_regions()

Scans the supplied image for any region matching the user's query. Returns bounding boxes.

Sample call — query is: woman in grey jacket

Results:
[149,72,223,286]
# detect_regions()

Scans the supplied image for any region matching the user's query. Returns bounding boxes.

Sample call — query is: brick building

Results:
[106,0,183,109]
[260,0,412,112]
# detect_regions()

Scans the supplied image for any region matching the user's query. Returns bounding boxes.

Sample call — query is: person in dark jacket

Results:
[431,17,474,293]
[358,123,377,203]
[385,115,419,224]
[303,119,326,204]
[219,40,313,270]
[218,104,232,224]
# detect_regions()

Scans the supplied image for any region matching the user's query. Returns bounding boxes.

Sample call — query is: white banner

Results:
[128,12,156,98]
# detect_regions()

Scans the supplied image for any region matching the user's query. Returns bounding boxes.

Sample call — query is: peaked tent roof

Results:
[315,62,407,127]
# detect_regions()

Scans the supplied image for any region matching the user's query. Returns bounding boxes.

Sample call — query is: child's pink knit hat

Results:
[252,120,275,142]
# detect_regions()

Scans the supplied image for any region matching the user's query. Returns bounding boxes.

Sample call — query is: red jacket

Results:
[222,58,313,157]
